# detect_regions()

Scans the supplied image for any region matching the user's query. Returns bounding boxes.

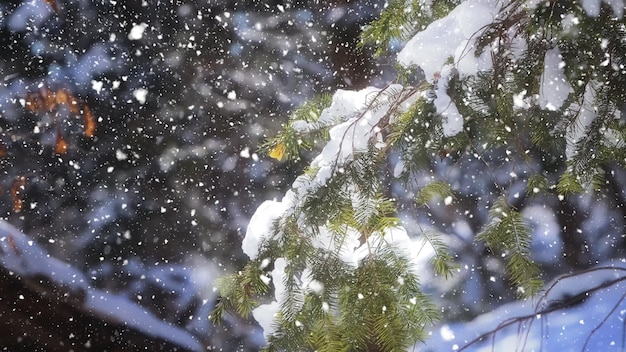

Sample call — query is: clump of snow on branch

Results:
[579,0,625,17]
[251,258,286,339]
[433,65,463,136]
[564,81,599,160]
[397,0,498,79]
[242,198,290,260]
[312,85,404,166]
[539,48,573,111]
[397,0,499,137]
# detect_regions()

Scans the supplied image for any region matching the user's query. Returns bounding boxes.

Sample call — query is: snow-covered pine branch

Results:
[213,0,626,350]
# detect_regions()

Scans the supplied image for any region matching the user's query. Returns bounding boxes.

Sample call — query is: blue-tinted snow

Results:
[419,261,626,351]
[0,220,203,351]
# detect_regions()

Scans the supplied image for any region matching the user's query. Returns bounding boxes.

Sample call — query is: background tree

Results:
[215,0,626,350]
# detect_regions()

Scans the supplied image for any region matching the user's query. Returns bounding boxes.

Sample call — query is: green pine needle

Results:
[416,181,455,207]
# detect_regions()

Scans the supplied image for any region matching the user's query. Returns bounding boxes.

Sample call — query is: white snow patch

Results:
[271,258,288,304]
[393,159,405,178]
[513,90,531,110]
[539,48,573,111]
[252,258,288,338]
[242,197,290,259]
[252,301,280,339]
[435,66,463,136]
[317,87,378,125]
[561,13,581,36]
[439,324,456,341]
[397,0,499,80]
[580,0,624,17]
[565,81,601,159]
[315,85,408,167]
[239,147,251,158]
[310,227,363,268]
[91,80,104,94]
[133,88,148,104]
[128,23,148,40]
[115,149,128,161]
[290,120,312,132]
[420,261,626,351]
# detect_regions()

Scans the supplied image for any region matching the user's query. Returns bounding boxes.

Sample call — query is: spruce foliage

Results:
[213,0,626,350]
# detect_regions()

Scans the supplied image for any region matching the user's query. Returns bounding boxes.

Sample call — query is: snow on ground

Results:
[0,220,203,351]
[418,260,626,351]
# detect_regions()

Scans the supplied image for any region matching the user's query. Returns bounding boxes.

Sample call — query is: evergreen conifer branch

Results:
[359,0,426,57]
[387,96,445,179]
[477,197,540,297]
[261,94,333,161]
[211,261,270,324]
[525,173,550,196]
[556,171,584,195]
[417,229,457,278]
[416,181,454,207]
[214,0,626,349]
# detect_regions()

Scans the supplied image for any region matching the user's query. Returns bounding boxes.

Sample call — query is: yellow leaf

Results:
[269,143,286,161]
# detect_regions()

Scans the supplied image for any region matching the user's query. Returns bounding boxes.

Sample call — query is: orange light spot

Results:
[55,132,68,154]
[83,105,96,137]
[25,91,45,113]
[43,0,59,12]
[43,88,57,112]
[0,140,6,158]
[56,88,79,113]
[11,176,26,213]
